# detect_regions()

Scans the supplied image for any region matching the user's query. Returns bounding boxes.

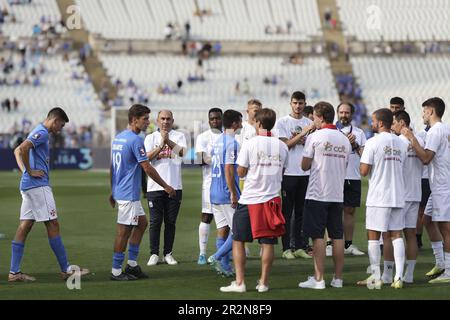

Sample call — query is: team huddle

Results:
[6,92,450,293]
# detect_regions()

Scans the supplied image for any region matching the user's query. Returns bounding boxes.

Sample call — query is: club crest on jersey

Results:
[294,126,302,133]
[32,133,41,140]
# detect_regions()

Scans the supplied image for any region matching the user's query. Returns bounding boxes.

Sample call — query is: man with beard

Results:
[326,103,366,256]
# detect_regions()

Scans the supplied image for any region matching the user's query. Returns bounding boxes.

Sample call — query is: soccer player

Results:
[326,103,366,256]
[303,105,314,121]
[235,99,262,146]
[208,110,242,277]
[195,108,223,265]
[416,125,431,249]
[220,108,288,293]
[401,97,450,283]
[144,110,187,266]
[389,96,405,113]
[9,107,89,282]
[357,108,407,289]
[109,104,176,281]
[381,111,423,284]
[298,102,351,289]
[274,91,313,260]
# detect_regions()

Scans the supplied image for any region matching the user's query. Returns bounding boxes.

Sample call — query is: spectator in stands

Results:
[184,21,190,40]
[324,7,332,28]
[286,20,293,34]
[213,42,222,56]
[164,23,173,40]
[13,97,19,111]
[176,79,183,92]
[241,78,250,95]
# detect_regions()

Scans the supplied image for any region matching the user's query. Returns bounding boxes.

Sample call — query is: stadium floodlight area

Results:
[0,0,63,37]
[103,54,339,131]
[0,55,103,134]
[351,55,450,130]
[76,0,322,41]
[337,0,450,41]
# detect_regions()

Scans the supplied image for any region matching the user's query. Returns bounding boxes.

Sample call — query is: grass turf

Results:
[0,169,448,300]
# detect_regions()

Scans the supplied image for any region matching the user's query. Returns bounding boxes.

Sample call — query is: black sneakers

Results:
[125,264,149,279]
[110,272,138,281]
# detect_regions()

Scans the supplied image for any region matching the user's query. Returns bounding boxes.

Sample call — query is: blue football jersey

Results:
[210,133,240,205]
[20,124,50,191]
[111,129,148,201]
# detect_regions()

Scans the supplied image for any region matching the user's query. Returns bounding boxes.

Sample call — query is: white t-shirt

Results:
[399,134,424,202]
[144,129,187,191]
[235,121,257,146]
[425,122,450,195]
[303,128,351,202]
[274,115,312,176]
[416,128,429,179]
[361,132,407,208]
[195,129,221,189]
[237,136,288,204]
[338,125,366,180]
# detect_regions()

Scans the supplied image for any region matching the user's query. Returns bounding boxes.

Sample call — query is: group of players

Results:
[6,91,450,293]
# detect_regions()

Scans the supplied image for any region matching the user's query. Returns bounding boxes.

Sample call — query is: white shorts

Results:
[404,201,420,229]
[117,200,146,226]
[201,187,213,214]
[20,186,58,222]
[430,193,450,222]
[212,204,235,230]
[424,195,433,217]
[366,206,405,232]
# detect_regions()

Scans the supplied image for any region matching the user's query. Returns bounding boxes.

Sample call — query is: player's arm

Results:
[109,165,115,208]
[225,164,238,208]
[281,123,315,149]
[237,166,248,178]
[360,163,372,177]
[14,139,44,177]
[140,161,176,198]
[147,144,164,161]
[196,151,210,165]
[301,157,313,171]
[401,128,434,165]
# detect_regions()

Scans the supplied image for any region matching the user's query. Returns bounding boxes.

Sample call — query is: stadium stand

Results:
[337,0,450,41]
[351,55,450,130]
[76,0,322,41]
[0,0,65,38]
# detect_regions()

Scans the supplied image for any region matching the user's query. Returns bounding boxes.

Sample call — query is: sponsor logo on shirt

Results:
[324,142,347,153]
[139,147,145,157]
[32,133,41,140]
[383,146,402,156]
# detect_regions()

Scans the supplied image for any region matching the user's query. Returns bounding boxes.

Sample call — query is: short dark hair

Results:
[255,108,276,131]
[222,109,242,129]
[291,91,306,101]
[422,97,445,118]
[390,97,404,107]
[208,107,222,115]
[303,105,313,116]
[313,101,335,124]
[373,108,393,129]
[337,102,355,114]
[393,110,410,127]
[247,99,262,108]
[47,107,69,122]
[128,104,150,123]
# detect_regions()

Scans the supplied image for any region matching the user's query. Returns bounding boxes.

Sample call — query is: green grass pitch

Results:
[0,169,448,300]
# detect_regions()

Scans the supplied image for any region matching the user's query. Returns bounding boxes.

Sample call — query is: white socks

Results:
[404,260,416,282]
[392,238,405,281]
[368,240,381,278]
[127,260,137,267]
[199,222,210,255]
[445,252,450,275]
[382,261,394,283]
[112,268,122,276]
[431,241,445,268]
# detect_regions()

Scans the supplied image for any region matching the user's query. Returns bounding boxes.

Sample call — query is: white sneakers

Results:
[147,253,178,266]
[256,280,269,293]
[344,245,365,256]
[298,276,326,289]
[220,281,246,293]
[147,254,159,266]
[330,277,343,288]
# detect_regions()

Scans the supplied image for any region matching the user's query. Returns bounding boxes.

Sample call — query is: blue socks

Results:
[10,241,25,273]
[215,233,233,261]
[215,237,225,261]
[48,236,70,272]
[112,252,125,270]
[128,243,139,262]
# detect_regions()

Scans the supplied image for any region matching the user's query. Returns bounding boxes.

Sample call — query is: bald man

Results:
[144,110,187,266]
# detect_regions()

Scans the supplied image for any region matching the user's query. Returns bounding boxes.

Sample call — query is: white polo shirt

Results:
[274,115,312,176]
[237,135,288,204]
[338,124,366,180]
[235,121,257,146]
[425,122,450,195]
[144,129,187,191]
[399,134,424,202]
[195,129,221,190]
[361,132,407,208]
[303,127,351,202]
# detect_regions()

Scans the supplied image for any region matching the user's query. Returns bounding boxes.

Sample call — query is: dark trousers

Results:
[146,190,182,256]
[281,175,309,251]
